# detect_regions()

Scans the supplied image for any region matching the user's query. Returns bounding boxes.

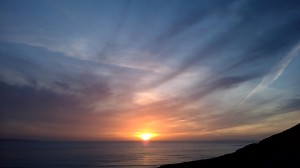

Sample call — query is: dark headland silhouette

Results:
[158,123,300,168]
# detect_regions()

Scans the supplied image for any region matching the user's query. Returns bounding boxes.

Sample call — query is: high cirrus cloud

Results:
[0,0,300,140]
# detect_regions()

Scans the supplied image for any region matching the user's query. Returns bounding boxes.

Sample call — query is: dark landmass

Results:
[158,123,300,168]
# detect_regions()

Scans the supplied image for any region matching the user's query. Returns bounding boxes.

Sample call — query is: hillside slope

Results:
[158,123,300,168]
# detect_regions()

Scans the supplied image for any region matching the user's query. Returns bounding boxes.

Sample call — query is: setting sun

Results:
[136,132,158,141]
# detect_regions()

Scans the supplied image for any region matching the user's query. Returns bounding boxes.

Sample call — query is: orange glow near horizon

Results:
[135,132,158,141]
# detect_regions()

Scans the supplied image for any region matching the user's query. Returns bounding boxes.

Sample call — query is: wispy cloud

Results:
[1,0,300,140]
[241,42,300,105]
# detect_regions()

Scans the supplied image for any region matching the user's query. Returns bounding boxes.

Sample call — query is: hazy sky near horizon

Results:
[1,0,300,141]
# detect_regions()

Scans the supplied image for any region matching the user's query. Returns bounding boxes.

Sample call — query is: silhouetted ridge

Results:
[158,123,300,168]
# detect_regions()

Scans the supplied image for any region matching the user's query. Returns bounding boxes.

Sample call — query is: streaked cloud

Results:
[241,42,300,105]
[0,0,299,140]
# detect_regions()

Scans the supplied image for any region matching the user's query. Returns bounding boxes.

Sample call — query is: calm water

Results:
[0,140,251,168]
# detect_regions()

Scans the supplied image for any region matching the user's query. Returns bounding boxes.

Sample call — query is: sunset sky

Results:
[1,0,300,141]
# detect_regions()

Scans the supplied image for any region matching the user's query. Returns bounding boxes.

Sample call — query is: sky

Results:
[0,0,300,141]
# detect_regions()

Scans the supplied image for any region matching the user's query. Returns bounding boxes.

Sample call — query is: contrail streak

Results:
[240,42,300,105]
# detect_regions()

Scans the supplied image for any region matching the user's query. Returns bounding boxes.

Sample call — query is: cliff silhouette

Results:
[158,123,300,168]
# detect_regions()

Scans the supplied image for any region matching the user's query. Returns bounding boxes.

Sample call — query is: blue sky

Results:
[0,0,300,140]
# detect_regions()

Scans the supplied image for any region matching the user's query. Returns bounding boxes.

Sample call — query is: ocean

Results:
[0,140,252,168]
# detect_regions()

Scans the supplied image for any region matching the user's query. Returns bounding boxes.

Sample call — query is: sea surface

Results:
[0,140,252,168]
